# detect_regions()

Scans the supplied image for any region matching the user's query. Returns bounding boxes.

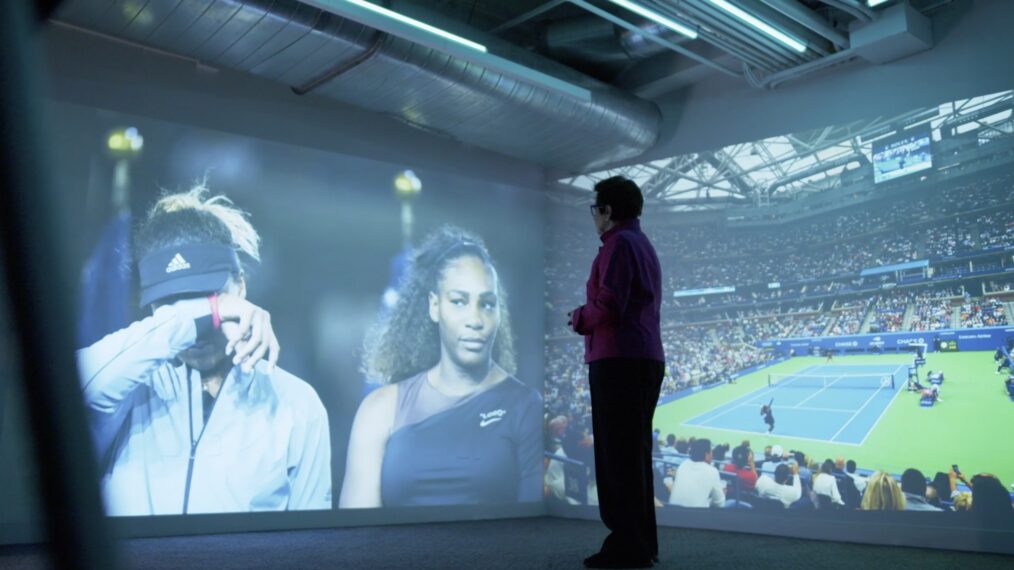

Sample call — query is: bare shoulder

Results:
[358,383,398,417]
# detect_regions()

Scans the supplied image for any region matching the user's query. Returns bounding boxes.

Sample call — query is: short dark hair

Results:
[901,468,927,496]
[675,437,689,454]
[594,176,643,222]
[732,445,749,469]
[689,438,712,462]
[821,459,835,475]
[666,434,676,446]
[774,464,791,485]
[846,460,857,474]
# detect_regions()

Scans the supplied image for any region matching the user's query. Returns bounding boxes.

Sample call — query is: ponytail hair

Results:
[134,181,260,271]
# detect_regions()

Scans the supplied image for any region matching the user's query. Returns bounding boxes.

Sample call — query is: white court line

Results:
[829,378,894,442]
[772,405,855,413]
[857,365,910,446]
[729,403,856,414]
[793,375,845,408]
[685,362,905,446]
[689,396,769,426]
[677,422,861,448]
[680,365,820,426]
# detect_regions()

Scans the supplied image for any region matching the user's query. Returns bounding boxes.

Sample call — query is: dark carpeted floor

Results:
[1,516,1013,569]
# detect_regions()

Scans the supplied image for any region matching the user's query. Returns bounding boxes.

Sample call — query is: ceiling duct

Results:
[52,0,661,171]
[543,15,691,63]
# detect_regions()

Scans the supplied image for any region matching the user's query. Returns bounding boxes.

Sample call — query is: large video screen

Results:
[56,103,544,516]
[544,93,1014,526]
[872,127,933,183]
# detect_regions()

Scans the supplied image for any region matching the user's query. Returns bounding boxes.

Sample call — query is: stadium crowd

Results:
[544,171,1014,514]
[646,437,1013,515]
[546,171,1014,307]
[959,297,1008,328]
[546,418,1014,515]
[868,291,911,333]
[909,289,960,331]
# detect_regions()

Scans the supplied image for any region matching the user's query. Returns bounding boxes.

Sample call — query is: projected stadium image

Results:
[545,89,1014,517]
[58,103,544,515]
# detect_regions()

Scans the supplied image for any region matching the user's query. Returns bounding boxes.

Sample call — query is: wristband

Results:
[208,293,221,330]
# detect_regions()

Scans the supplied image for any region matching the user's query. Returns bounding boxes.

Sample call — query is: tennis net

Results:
[767,373,895,390]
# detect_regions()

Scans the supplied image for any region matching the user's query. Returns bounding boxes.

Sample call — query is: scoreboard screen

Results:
[873,127,933,183]
[937,339,959,352]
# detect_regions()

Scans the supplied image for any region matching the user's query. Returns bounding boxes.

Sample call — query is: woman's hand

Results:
[216,294,280,373]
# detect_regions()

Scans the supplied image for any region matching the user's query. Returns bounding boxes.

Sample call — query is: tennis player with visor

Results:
[76,189,331,515]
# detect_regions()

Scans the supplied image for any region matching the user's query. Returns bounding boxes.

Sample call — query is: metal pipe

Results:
[818,0,875,22]
[686,0,807,65]
[698,0,836,56]
[292,30,386,95]
[687,17,788,73]
[703,31,783,73]
[620,21,692,59]
[567,0,743,77]
[758,0,849,48]
[760,47,858,88]
[491,0,568,34]
[678,0,808,68]
[659,2,787,71]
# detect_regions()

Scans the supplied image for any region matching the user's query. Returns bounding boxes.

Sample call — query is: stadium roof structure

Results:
[552,89,1013,211]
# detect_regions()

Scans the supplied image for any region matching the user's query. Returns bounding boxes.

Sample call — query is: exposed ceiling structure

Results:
[49,0,950,171]
[553,89,1014,210]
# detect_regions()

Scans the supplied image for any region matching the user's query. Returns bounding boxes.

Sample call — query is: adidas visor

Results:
[138,244,241,307]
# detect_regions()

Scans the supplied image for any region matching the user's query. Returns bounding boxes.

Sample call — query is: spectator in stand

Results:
[861,472,906,511]
[755,463,801,508]
[901,468,943,511]
[846,460,868,494]
[660,434,678,457]
[761,445,788,476]
[722,445,758,493]
[792,452,813,485]
[833,457,846,475]
[712,443,730,463]
[545,418,569,504]
[812,459,845,508]
[674,437,689,455]
[970,474,1014,517]
[952,492,973,512]
[929,472,952,510]
[668,439,725,508]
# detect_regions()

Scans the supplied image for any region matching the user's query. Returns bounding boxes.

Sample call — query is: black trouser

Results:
[588,357,664,560]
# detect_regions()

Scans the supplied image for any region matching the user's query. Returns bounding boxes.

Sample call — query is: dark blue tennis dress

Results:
[380,371,542,506]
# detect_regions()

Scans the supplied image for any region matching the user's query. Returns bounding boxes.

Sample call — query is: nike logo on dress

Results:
[479,409,506,428]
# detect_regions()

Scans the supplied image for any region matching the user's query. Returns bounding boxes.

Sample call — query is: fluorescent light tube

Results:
[868,0,891,6]
[607,0,698,40]
[707,0,807,53]
[342,0,487,53]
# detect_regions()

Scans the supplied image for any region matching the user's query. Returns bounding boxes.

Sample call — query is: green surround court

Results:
[653,352,1014,486]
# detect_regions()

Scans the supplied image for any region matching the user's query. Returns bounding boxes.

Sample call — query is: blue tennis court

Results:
[682,364,908,445]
